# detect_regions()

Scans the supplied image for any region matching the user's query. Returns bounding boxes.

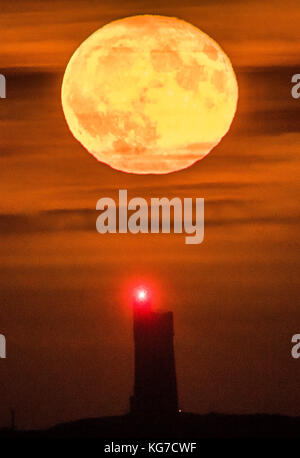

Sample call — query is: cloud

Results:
[0,209,95,234]
[0,199,298,237]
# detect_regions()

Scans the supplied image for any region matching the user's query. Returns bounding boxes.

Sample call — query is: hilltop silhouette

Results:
[1,412,300,438]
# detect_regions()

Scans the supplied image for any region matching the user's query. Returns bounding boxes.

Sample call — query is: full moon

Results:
[62,15,238,174]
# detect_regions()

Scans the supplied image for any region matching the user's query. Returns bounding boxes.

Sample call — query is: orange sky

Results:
[0,0,300,429]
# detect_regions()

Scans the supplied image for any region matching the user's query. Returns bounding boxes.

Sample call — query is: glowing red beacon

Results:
[135,287,148,303]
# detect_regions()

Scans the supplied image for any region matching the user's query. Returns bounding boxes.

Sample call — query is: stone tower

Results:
[130,298,178,414]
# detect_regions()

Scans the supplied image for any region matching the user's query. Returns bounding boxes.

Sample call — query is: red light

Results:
[120,275,164,312]
[135,287,148,303]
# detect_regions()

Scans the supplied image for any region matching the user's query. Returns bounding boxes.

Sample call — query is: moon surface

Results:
[62,15,238,174]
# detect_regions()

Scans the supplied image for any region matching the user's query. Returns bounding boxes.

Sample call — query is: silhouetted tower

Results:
[130,291,178,414]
